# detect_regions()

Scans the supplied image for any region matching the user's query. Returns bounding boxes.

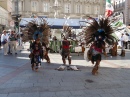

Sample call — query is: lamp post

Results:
[14,0,21,33]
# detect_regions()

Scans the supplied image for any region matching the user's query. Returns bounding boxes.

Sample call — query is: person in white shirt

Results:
[1,30,9,55]
[120,33,125,56]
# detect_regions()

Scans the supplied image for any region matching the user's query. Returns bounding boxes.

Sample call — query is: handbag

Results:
[2,40,7,45]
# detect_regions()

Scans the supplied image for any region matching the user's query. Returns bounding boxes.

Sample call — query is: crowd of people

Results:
[0,30,21,55]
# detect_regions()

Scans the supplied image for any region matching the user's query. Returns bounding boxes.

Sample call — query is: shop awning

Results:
[19,18,87,29]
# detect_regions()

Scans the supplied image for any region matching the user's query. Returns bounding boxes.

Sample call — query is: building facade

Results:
[11,0,105,19]
[0,6,9,32]
[112,0,130,25]
[0,0,13,32]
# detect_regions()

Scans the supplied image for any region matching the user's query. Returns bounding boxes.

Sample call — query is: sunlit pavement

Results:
[0,43,130,97]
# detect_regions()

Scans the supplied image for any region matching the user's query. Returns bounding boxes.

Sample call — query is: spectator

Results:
[53,36,57,41]
[0,34,1,50]
[7,30,11,54]
[9,31,17,54]
[1,30,9,55]
[120,33,125,56]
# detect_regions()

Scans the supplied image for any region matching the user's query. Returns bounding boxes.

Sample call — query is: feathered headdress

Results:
[62,25,72,39]
[22,18,50,45]
[85,17,117,46]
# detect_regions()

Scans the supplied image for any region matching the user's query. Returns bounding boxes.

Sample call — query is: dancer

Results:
[30,38,43,71]
[61,36,71,66]
[85,17,117,75]
[31,44,42,71]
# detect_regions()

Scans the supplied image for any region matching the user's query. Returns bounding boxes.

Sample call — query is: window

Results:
[43,2,50,12]
[64,3,71,13]
[86,5,91,14]
[31,1,38,12]
[76,4,82,13]
[117,1,119,8]
[19,1,22,11]
[86,6,89,14]
[116,2,117,8]
[95,6,100,14]
[21,1,24,11]
[129,10,130,19]
[119,0,120,7]
[14,1,18,12]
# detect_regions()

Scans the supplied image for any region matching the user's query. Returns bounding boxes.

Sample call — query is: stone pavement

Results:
[0,43,130,97]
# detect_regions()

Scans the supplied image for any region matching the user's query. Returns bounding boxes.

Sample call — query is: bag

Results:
[2,40,7,45]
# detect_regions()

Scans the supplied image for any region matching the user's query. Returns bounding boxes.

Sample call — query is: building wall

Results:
[11,0,105,19]
[0,6,9,32]
[0,0,7,11]
[0,0,12,12]
[0,0,13,31]
[127,0,130,25]
[113,0,130,25]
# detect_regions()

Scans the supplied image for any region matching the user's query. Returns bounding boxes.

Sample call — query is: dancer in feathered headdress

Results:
[85,17,117,75]
[22,18,51,71]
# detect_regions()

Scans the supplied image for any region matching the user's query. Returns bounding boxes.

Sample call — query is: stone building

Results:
[0,0,12,32]
[11,0,105,19]
[112,0,130,25]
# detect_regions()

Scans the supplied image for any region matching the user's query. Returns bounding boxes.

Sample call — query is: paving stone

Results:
[0,94,8,97]
[0,47,130,97]
[56,91,71,96]
[70,90,86,96]
[7,93,24,97]
[24,92,40,97]
[20,83,34,88]
[102,89,119,94]
[40,92,56,97]
[99,93,115,97]
[112,93,130,97]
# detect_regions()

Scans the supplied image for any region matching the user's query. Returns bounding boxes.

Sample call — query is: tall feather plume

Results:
[22,18,51,45]
[84,17,117,46]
